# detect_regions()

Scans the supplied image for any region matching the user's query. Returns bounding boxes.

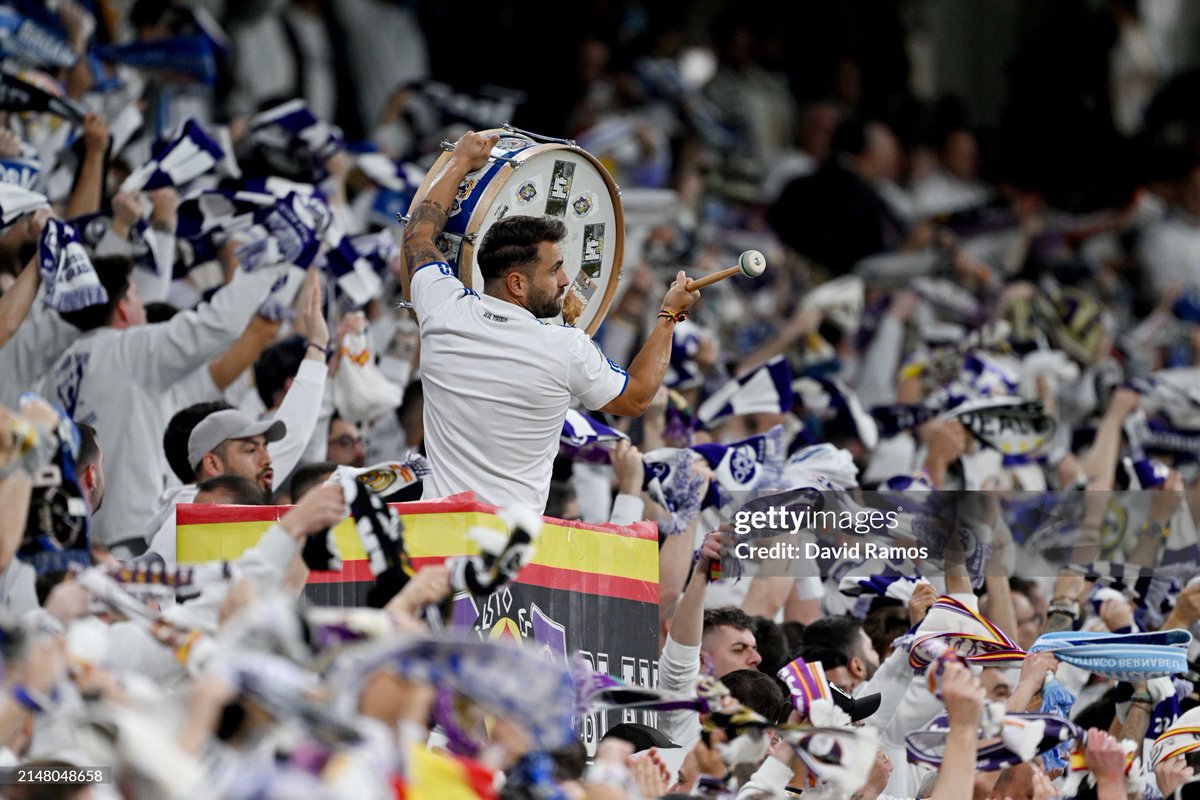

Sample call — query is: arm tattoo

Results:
[402,201,451,278]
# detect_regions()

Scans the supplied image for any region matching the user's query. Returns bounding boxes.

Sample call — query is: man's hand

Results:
[920,418,970,464]
[661,270,700,317]
[278,482,345,541]
[295,272,329,351]
[110,191,144,241]
[1098,597,1134,632]
[449,130,499,173]
[1105,387,1141,421]
[1084,729,1127,784]
[148,187,180,232]
[43,581,89,625]
[0,130,22,159]
[908,582,937,625]
[611,440,644,496]
[401,131,498,283]
[82,113,110,155]
[1148,469,1184,524]
[695,531,723,572]
[628,748,670,799]
[387,564,451,618]
[1030,765,1057,800]
[1155,756,1194,797]
[24,207,54,244]
[941,661,985,731]
[1172,582,1200,625]
[887,289,920,323]
[858,751,893,799]
[1009,651,1058,712]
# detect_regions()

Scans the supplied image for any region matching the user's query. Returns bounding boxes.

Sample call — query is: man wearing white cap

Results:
[145,410,287,563]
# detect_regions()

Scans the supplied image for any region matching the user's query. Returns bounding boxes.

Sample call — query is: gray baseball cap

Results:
[188,409,286,470]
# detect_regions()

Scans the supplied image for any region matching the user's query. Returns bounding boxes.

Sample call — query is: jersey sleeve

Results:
[410,261,464,320]
[566,329,629,410]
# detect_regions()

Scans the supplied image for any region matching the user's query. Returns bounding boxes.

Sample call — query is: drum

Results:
[401,126,624,335]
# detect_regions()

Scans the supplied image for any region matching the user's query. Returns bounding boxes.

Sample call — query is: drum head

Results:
[403,129,624,335]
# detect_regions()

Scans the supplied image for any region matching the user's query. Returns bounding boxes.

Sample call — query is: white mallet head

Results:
[739,249,767,278]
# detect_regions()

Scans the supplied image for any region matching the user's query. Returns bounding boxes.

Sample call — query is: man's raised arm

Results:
[400,130,498,283]
[600,270,699,416]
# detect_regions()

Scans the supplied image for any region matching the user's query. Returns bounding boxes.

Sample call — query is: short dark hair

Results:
[144,301,178,323]
[195,475,268,505]
[289,461,337,501]
[476,216,566,283]
[721,669,790,725]
[795,645,848,671]
[164,401,233,483]
[58,255,134,331]
[802,615,866,661]
[863,602,910,659]
[253,336,306,408]
[703,606,755,638]
[780,620,806,654]
[751,616,788,675]
[75,422,99,470]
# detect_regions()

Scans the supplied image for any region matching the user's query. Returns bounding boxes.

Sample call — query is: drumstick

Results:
[685,250,767,292]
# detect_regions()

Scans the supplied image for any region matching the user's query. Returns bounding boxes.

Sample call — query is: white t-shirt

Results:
[412,262,628,513]
[36,264,288,546]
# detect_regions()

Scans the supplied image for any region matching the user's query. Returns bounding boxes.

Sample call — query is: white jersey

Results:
[412,261,627,514]
[37,264,288,546]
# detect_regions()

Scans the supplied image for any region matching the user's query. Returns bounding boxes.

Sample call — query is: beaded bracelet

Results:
[658,308,687,323]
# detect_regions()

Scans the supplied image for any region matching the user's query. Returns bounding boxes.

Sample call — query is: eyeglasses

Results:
[329,434,365,449]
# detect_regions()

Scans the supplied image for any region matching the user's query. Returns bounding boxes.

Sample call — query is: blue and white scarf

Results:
[0,182,46,227]
[838,571,928,602]
[121,117,233,193]
[560,409,628,464]
[697,355,792,428]
[0,154,40,189]
[1030,630,1191,680]
[71,211,167,277]
[0,8,77,69]
[174,189,274,240]
[642,448,707,535]
[793,375,879,448]
[38,219,106,312]
[321,232,388,308]
[245,99,343,181]
[693,424,787,513]
[93,36,218,85]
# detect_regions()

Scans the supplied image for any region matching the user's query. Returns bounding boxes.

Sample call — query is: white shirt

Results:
[1136,211,1200,299]
[412,262,628,514]
[0,296,81,410]
[37,264,288,546]
[146,357,328,561]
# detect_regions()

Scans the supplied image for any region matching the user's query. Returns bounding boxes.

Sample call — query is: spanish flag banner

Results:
[176,492,660,750]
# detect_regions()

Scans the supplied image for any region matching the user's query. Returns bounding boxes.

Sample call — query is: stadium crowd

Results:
[5,0,1200,798]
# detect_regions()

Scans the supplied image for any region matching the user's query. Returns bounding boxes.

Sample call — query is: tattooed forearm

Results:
[404,242,447,276]
[402,201,451,278]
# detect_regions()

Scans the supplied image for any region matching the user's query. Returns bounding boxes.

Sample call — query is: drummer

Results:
[401,130,700,515]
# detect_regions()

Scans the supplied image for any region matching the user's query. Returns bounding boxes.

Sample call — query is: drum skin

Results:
[402,129,624,335]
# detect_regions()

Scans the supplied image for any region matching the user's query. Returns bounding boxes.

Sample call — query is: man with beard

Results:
[402,131,699,512]
[187,409,285,497]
